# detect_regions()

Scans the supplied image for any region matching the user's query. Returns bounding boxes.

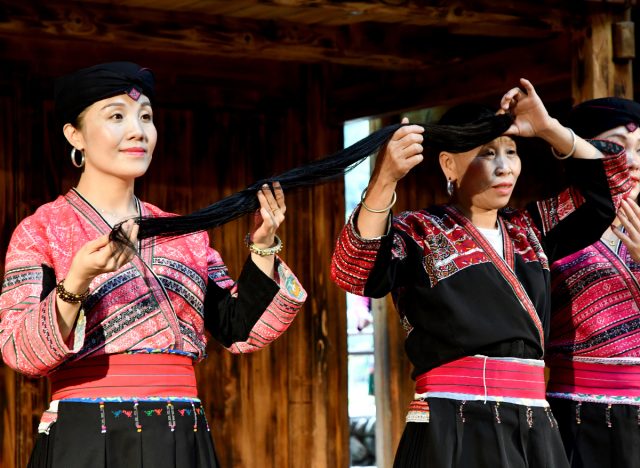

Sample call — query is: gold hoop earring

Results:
[71,148,85,168]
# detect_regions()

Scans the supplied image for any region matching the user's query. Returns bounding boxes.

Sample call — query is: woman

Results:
[546,97,640,468]
[0,62,306,467]
[331,79,631,467]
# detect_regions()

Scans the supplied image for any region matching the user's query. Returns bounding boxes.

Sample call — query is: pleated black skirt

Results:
[550,397,640,468]
[28,400,219,468]
[393,398,570,468]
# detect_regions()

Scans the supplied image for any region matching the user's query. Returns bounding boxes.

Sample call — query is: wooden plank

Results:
[328,35,572,122]
[61,0,569,34]
[0,1,566,70]
[571,8,634,102]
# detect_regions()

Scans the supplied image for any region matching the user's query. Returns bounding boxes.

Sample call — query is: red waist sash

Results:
[50,354,198,400]
[547,359,640,398]
[416,356,546,401]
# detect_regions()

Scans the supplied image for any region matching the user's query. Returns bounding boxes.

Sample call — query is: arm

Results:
[203,248,306,353]
[246,182,287,279]
[0,219,79,377]
[527,140,630,261]
[500,78,602,161]
[0,217,138,377]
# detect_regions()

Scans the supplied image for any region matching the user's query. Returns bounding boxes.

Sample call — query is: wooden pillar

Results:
[572,4,635,103]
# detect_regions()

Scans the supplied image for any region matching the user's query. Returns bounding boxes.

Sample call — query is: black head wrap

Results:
[54,61,155,126]
[566,97,640,139]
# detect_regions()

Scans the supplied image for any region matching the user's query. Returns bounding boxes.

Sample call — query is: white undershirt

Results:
[477,225,504,258]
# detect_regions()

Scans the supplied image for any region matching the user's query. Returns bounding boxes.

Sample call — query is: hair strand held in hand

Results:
[113,114,513,241]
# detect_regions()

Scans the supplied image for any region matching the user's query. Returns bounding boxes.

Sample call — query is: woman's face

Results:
[68,93,157,181]
[441,136,521,212]
[595,125,640,200]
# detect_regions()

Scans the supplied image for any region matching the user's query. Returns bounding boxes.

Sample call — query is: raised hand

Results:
[613,198,640,261]
[66,219,139,289]
[57,219,138,341]
[371,118,425,185]
[251,181,286,248]
[499,78,553,138]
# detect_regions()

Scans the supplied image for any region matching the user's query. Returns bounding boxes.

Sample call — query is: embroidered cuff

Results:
[348,204,393,245]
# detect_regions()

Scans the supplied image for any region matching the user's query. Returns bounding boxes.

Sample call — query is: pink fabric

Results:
[547,359,640,397]
[416,356,546,401]
[50,354,198,400]
[0,190,306,377]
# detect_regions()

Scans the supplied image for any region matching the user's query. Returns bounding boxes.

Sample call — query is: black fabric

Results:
[566,97,640,139]
[40,264,57,301]
[550,398,640,468]
[204,256,279,347]
[54,62,155,126]
[28,401,218,468]
[361,150,619,378]
[526,143,621,263]
[393,399,569,468]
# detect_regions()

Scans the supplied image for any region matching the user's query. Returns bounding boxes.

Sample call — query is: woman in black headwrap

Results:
[546,97,640,468]
[331,79,632,467]
[0,62,307,468]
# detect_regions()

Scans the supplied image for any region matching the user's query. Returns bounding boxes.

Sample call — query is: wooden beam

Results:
[571,6,634,102]
[69,0,570,35]
[0,1,568,71]
[328,35,572,122]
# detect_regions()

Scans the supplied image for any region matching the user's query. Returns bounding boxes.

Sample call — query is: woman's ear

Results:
[439,151,456,182]
[63,123,84,150]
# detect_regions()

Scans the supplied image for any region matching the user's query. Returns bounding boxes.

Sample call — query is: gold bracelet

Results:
[244,233,283,256]
[551,127,577,160]
[56,279,90,304]
[360,189,397,213]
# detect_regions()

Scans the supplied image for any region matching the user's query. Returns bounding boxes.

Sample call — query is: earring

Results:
[70,148,85,168]
[447,179,454,197]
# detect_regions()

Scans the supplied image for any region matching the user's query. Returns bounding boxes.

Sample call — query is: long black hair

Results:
[112,113,513,243]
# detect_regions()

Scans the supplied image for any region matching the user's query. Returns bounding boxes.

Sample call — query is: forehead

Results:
[597,124,640,139]
[482,135,516,147]
[89,93,152,112]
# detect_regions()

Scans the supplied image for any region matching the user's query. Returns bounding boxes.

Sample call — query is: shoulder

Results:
[15,196,69,231]
[392,206,449,241]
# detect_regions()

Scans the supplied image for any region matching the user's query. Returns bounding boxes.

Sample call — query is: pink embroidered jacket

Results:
[0,189,306,377]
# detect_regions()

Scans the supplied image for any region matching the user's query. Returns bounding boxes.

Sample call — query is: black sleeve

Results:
[203,256,279,347]
[363,225,417,298]
[527,156,617,263]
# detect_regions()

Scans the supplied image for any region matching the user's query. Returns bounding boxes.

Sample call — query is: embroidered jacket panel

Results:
[332,149,630,377]
[0,190,307,377]
[548,240,640,359]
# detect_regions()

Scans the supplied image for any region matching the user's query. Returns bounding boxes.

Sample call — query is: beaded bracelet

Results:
[360,189,397,213]
[550,127,577,160]
[56,279,90,304]
[244,233,283,256]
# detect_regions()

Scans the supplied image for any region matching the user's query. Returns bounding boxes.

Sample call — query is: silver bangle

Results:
[551,127,577,160]
[360,189,397,213]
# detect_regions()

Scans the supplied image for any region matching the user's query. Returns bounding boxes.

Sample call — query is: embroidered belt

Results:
[414,355,548,406]
[50,353,198,400]
[547,358,640,401]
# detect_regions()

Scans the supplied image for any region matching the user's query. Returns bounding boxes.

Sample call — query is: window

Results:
[344,118,377,467]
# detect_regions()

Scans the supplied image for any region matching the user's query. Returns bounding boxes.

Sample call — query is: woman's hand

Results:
[251,181,285,249]
[613,198,640,261]
[499,78,554,138]
[65,219,139,292]
[371,118,424,186]
[56,219,138,342]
